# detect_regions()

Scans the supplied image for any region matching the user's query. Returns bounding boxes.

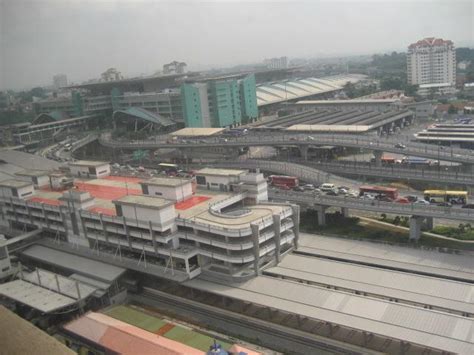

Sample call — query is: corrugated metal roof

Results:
[113,107,175,127]
[298,233,474,282]
[268,254,474,315]
[185,276,474,354]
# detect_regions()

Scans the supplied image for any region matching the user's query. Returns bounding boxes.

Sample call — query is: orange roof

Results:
[63,312,204,355]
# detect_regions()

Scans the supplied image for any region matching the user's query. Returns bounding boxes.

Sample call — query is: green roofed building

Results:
[181,74,258,128]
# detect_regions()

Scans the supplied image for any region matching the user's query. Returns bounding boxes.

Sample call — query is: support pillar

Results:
[272,214,281,264]
[290,205,300,249]
[299,145,309,161]
[409,216,423,241]
[315,205,327,226]
[341,207,349,218]
[373,150,383,167]
[424,217,434,230]
[250,224,260,276]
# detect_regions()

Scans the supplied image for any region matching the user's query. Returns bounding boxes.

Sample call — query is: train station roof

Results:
[170,127,225,137]
[113,107,175,127]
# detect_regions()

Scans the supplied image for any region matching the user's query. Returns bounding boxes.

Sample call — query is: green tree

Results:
[404,84,418,97]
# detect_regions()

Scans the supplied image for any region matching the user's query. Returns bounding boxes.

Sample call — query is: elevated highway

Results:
[99,132,474,166]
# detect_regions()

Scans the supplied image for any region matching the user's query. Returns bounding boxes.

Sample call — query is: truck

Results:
[268,175,299,189]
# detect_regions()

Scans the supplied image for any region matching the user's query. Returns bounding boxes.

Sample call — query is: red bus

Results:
[359,185,399,200]
[269,175,299,188]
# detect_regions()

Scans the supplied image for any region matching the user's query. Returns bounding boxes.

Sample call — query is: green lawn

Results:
[104,305,232,351]
[104,305,166,332]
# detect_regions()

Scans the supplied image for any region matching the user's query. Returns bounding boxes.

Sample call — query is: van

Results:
[320,183,335,191]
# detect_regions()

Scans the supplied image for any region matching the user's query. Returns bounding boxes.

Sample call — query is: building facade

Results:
[163,61,187,75]
[181,74,258,128]
[0,162,299,281]
[407,37,456,86]
[53,74,68,90]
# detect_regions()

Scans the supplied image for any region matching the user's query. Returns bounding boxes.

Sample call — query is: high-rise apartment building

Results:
[263,57,288,70]
[53,74,68,90]
[407,38,456,86]
[181,74,258,128]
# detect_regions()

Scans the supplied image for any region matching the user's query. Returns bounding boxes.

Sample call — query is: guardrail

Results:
[269,190,474,222]
[99,132,474,165]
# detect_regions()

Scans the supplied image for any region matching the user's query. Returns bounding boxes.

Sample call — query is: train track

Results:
[134,286,381,355]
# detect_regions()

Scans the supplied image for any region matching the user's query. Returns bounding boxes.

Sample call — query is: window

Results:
[116,205,123,217]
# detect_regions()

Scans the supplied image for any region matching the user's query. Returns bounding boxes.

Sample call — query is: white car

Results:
[414,199,430,205]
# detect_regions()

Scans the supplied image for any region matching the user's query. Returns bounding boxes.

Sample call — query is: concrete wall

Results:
[120,204,176,229]
[146,183,192,201]
[70,163,110,178]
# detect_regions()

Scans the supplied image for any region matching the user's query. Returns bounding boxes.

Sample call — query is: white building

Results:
[263,57,288,70]
[407,38,456,87]
[0,165,299,282]
[53,74,68,90]
[69,161,111,179]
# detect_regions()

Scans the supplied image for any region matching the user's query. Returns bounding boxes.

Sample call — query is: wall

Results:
[120,204,176,227]
[181,84,203,127]
[146,183,192,201]
[240,74,259,123]
[195,173,243,190]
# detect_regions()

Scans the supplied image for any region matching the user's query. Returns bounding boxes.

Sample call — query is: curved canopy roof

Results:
[113,107,175,127]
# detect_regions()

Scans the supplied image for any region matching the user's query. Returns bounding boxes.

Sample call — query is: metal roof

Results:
[0,150,61,171]
[256,74,367,107]
[113,107,175,127]
[185,276,474,354]
[171,127,225,137]
[286,124,371,132]
[298,233,474,282]
[0,179,32,188]
[69,160,109,167]
[21,245,126,283]
[268,254,474,315]
[196,168,246,177]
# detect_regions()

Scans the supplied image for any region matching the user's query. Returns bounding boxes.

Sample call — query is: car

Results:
[293,186,305,192]
[360,194,376,200]
[461,204,474,209]
[404,195,418,203]
[338,188,349,194]
[395,143,406,149]
[307,136,316,141]
[395,197,410,204]
[437,202,452,207]
[325,190,338,196]
[303,184,315,190]
[377,196,393,202]
[346,192,359,198]
[313,188,322,194]
[320,183,336,192]
[338,186,350,191]
[414,200,430,205]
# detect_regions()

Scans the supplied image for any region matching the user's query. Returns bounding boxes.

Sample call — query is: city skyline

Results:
[1,0,473,90]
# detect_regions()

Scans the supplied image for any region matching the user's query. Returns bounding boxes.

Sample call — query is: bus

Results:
[423,190,468,205]
[359,185,399,200]
[401,156,432,166]
[268,175,299,188]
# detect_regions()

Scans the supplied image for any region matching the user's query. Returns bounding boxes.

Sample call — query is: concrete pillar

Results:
[149,221,158,255]
[315,205,327,226]
[290,205,300,249]
[373,150,383,167]
[341,207,349,218]
[123,216,132,250]
[251,224,260,276]
[424,217,434,230]
[409,216,423,241]
[272,214,281,264]
[99,214,108,243]
[299,145,309,161]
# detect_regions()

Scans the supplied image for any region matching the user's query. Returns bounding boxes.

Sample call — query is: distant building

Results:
[181,74,258,128]
[407,37,456,87]
[101,68,123,82]
[53,74,68,90]
[263,57,288,70]
[163,61,187,75]
[458,60,471,71]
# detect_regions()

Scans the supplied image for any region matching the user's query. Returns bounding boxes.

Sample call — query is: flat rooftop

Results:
[15,169,50,177]
[297,233,474,282]
[142,177,191,187]
[296,99,398,104]
[21,245,126,283]
[171,127,225,137]
[114,194,173,210]
[69,160,109,167]
[286,124,371,132]
[185,276,474,354]
[196,168,246,177]
[0,179,32,188]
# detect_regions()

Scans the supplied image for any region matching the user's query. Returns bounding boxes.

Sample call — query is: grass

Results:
[300,210,474,251]
[432,225,474,241]
[104,305,232,351]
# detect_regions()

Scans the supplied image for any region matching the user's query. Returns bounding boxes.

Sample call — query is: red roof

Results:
[409,37,453,49]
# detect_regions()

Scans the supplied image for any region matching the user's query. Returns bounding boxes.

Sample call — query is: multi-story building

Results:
[53,74,68,90]
[163,61,187,75]
[407,37,456,86]
[263,57,288,70]
[0,162,299,281]
[181,74,258,128]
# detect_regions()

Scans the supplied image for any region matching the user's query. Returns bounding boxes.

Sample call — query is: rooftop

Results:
[142,177,191,187]
[114,194,173,210]
[69,160,109,167]
[0,179,32,189]
[286,124,371,132]
[0,305,75,355]
[196,168,246,177]
[15,169,50,177]
[296,99,398,104]
[171,127,225,137]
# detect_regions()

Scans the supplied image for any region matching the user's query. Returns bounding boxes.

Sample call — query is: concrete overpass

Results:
[99,132,474,168]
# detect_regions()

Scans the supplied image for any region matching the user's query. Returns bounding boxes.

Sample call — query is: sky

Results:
[0,0,473,90]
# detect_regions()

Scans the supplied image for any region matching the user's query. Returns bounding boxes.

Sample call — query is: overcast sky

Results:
[1,0,473,90]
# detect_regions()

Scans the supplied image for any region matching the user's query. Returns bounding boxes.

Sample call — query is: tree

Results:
[380,76,404,90]
[404,84,418,97]
[448,105,457,114]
